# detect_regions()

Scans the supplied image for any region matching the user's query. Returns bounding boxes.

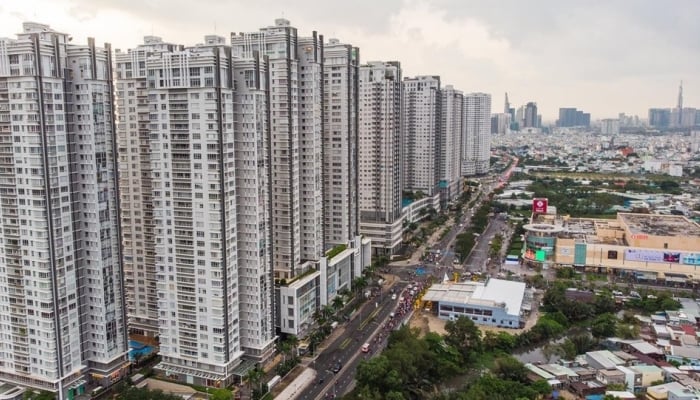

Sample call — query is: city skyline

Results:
[2,0,699,121]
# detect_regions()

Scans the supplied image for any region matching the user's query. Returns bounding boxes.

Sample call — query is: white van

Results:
[361,343,370,353]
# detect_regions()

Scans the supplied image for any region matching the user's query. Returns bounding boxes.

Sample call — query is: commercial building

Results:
[0,23,128,397]
[423,279,530,328]
[462,93,491,176]
[523,209,700,283]
[358,61,403,255]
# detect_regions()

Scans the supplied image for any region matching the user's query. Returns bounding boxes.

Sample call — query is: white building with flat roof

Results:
[423,279,527,328]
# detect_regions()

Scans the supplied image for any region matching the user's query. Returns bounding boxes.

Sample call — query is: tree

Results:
[445,317,482,362]
[493,356,529,383]
[209,388,233,400]
[243,366,265,394]
[591,313,617,339]
[331,295,344,312]
[119,387,183,400]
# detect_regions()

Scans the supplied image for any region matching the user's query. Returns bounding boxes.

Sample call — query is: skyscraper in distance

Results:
[0,22,128,397]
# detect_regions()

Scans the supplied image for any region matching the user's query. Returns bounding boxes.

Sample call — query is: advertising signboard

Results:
[532,198,548,214]
[682,253,700,266]
[625,249,681,263]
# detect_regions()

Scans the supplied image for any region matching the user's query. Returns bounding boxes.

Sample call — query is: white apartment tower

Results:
[358,62,403,255]
[232,19,325,280]
[402,76,441,198]
[438,85,464,207]
[322,39,359,248]
[230,47,276,363]
[462,93,491,176]
[114,36,182,341]
[0,23,128,397]
[116,34,275,386]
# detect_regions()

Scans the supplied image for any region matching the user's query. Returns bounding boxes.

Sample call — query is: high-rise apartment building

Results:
[600,119,620,135]
[322,39,360,248]
[402,76,441,198]
[232,20,327,339]
[557,107,590,127]
[0,23,128,397]
[114,35,182,342]
[648,108,671,129]
[438,85,463,207]
[462,93,491,176]
[358,61,403,255]
[116,34,275,386]
[232,19,325,279]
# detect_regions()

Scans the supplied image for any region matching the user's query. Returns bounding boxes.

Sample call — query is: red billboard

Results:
[532,198,548,214]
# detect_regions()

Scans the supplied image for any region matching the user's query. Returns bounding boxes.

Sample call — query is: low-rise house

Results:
[587,350,625,370]
[571,366,598,381]
[668,346,700,366]
[647,382,695,400]
[539,364,579,382]
[606,391,637,399]
[570,380,606,398]
[633,365,665,388]
[616,365,643,392]
[614,350,641,366]
[668,386,700,400]
[524,363,555,382]
[597,368,626,386]
[631,341,665,360]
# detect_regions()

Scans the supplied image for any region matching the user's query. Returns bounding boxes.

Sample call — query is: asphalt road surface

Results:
[296,281,408,400]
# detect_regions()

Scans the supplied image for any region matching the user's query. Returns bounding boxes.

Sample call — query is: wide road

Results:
[296,281,408,400]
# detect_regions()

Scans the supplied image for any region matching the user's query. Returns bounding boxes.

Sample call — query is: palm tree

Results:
[276,339,291,362]
[331,295,344,312]
[352,276,367,296]
[286,335,299,358]
[243,366,264,393]
[321,304,334,320]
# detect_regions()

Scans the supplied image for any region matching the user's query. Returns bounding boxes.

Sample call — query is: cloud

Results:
[2,0,699,119]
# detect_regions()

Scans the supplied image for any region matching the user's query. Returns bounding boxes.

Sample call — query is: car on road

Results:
[362,343,370,353]
[331,362,342,373]
[391,293,397,300]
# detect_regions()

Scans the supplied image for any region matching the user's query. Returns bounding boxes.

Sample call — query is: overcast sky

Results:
[2,0,698,121]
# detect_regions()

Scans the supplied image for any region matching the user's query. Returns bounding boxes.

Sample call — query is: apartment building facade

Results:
[0,23,128,397]
[438,85,464,208]
[402,75,441,199]
[114,35,182,341]
[358,61,404,256]
[462,92,491,176]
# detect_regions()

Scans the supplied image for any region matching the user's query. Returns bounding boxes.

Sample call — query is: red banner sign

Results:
[532,198,548,214]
